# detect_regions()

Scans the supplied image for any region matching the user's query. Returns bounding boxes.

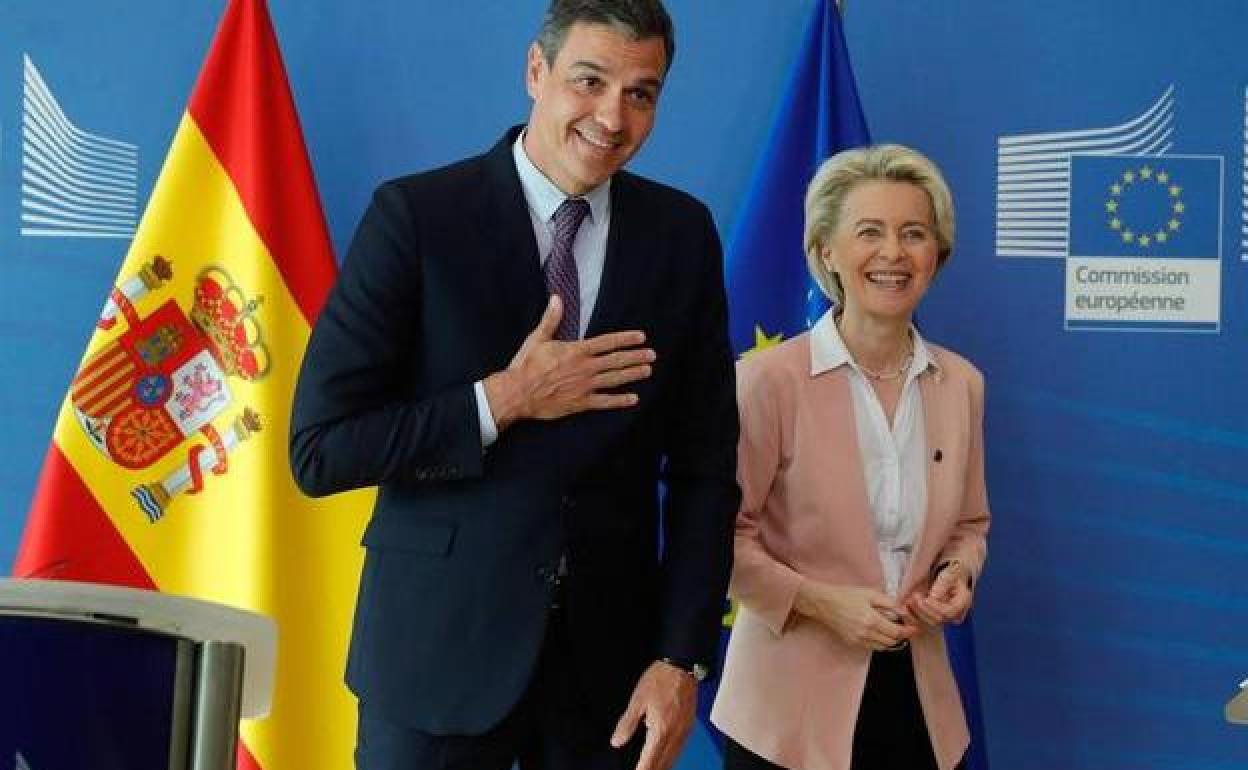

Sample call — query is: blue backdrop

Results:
[847,2,1248,768]
[1,1,1245,769]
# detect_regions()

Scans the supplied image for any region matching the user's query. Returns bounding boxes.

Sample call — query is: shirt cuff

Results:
[473,381,499,448]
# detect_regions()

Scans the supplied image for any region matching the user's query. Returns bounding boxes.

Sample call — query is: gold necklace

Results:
[835,315,914,381]
[857,345,914,381]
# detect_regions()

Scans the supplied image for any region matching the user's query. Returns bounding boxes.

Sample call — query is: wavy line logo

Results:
[996,86,1175,258]
[21,54,138,239]
[995,86,1223,333]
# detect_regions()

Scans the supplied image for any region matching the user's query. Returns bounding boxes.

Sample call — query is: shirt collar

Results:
[512,130,610,226]
[808,308,940,380]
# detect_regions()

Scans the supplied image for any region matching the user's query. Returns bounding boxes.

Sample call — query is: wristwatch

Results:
[660,657,709,682]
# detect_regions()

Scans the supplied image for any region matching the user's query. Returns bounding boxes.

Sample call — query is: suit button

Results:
[535,565,560,586]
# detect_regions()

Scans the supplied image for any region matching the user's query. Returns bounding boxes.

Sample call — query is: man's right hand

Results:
[483,295,656,432]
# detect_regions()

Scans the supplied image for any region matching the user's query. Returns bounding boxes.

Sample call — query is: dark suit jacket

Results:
[290,127,740,734]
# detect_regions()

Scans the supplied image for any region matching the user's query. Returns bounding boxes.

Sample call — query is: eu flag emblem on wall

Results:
[724,0,868,354]
[1065,153,1222,331]
[1069,154,1220,258]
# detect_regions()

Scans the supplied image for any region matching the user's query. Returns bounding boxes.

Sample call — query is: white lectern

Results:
[0,578,276,770]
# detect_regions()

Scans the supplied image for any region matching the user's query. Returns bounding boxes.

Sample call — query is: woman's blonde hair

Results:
[803,143,955,303]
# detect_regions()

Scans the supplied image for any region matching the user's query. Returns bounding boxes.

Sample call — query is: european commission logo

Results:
[996,86,1223,332]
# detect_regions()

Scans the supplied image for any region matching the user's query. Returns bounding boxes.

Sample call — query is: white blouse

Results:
[808,311,938,596]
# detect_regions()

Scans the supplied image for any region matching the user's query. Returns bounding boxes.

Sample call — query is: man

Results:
[290,1,739,768]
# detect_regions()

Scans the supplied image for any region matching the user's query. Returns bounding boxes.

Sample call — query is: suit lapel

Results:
[476,127,548,335]
[586,173,647,336]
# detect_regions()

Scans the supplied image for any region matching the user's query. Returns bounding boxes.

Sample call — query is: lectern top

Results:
[0,578,276,718]
[1229,678,1248,725]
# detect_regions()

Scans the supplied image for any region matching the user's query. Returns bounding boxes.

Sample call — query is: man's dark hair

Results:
[536,0,675,73]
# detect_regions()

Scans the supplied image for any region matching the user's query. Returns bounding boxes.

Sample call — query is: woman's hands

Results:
[904,560,974,628]
[792,563,975,649]
[793,580,918,651]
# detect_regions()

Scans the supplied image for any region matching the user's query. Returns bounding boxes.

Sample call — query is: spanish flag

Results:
[14,1,372,767]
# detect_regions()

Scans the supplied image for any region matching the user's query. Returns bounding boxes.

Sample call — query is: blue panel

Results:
[846,1,1248,767]
[0,616,179,769]
[1069,155,1219,258]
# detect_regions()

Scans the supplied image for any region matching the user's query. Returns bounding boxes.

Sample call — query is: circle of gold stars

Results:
[1105,165,1184,249]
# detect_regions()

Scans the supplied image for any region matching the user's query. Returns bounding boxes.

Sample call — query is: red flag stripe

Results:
[187,0,337,326]
[14,445,156,588]
[237,742,262,770]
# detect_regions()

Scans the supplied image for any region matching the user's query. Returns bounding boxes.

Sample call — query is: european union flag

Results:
[1069,154,1221,258]
[724,0,868,354]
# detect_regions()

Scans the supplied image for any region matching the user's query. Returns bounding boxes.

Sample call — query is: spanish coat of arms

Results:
[70,256,267,521]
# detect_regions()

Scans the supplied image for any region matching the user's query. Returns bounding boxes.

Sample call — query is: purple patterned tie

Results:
[544,197,591,341]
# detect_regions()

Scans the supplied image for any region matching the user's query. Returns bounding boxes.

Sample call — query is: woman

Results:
[710,144,989,770]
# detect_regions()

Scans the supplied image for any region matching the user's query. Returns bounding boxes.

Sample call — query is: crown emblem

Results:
[189,266,270,381]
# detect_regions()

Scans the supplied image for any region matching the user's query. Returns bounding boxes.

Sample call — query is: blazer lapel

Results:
[477,127,548,335]
[901,359,957,592]
[812,368,887,588]
[586,174,647,336]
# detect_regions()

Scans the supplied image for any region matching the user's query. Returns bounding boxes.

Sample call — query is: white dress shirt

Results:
[809,310,938,597]
[472,132,613,447]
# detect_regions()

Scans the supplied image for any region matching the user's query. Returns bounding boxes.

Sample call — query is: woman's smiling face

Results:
[822,179,941,324]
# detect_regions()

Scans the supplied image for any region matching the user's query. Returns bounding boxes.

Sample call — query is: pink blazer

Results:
[710,332,990,770]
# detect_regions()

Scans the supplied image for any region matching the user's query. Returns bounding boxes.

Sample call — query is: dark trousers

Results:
[355,608,644,770]
[722,650,966,770]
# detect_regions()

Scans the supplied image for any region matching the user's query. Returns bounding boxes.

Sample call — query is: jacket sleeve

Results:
[289,181,484,497]
[654,204,742,671]
[728,356,804,636]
